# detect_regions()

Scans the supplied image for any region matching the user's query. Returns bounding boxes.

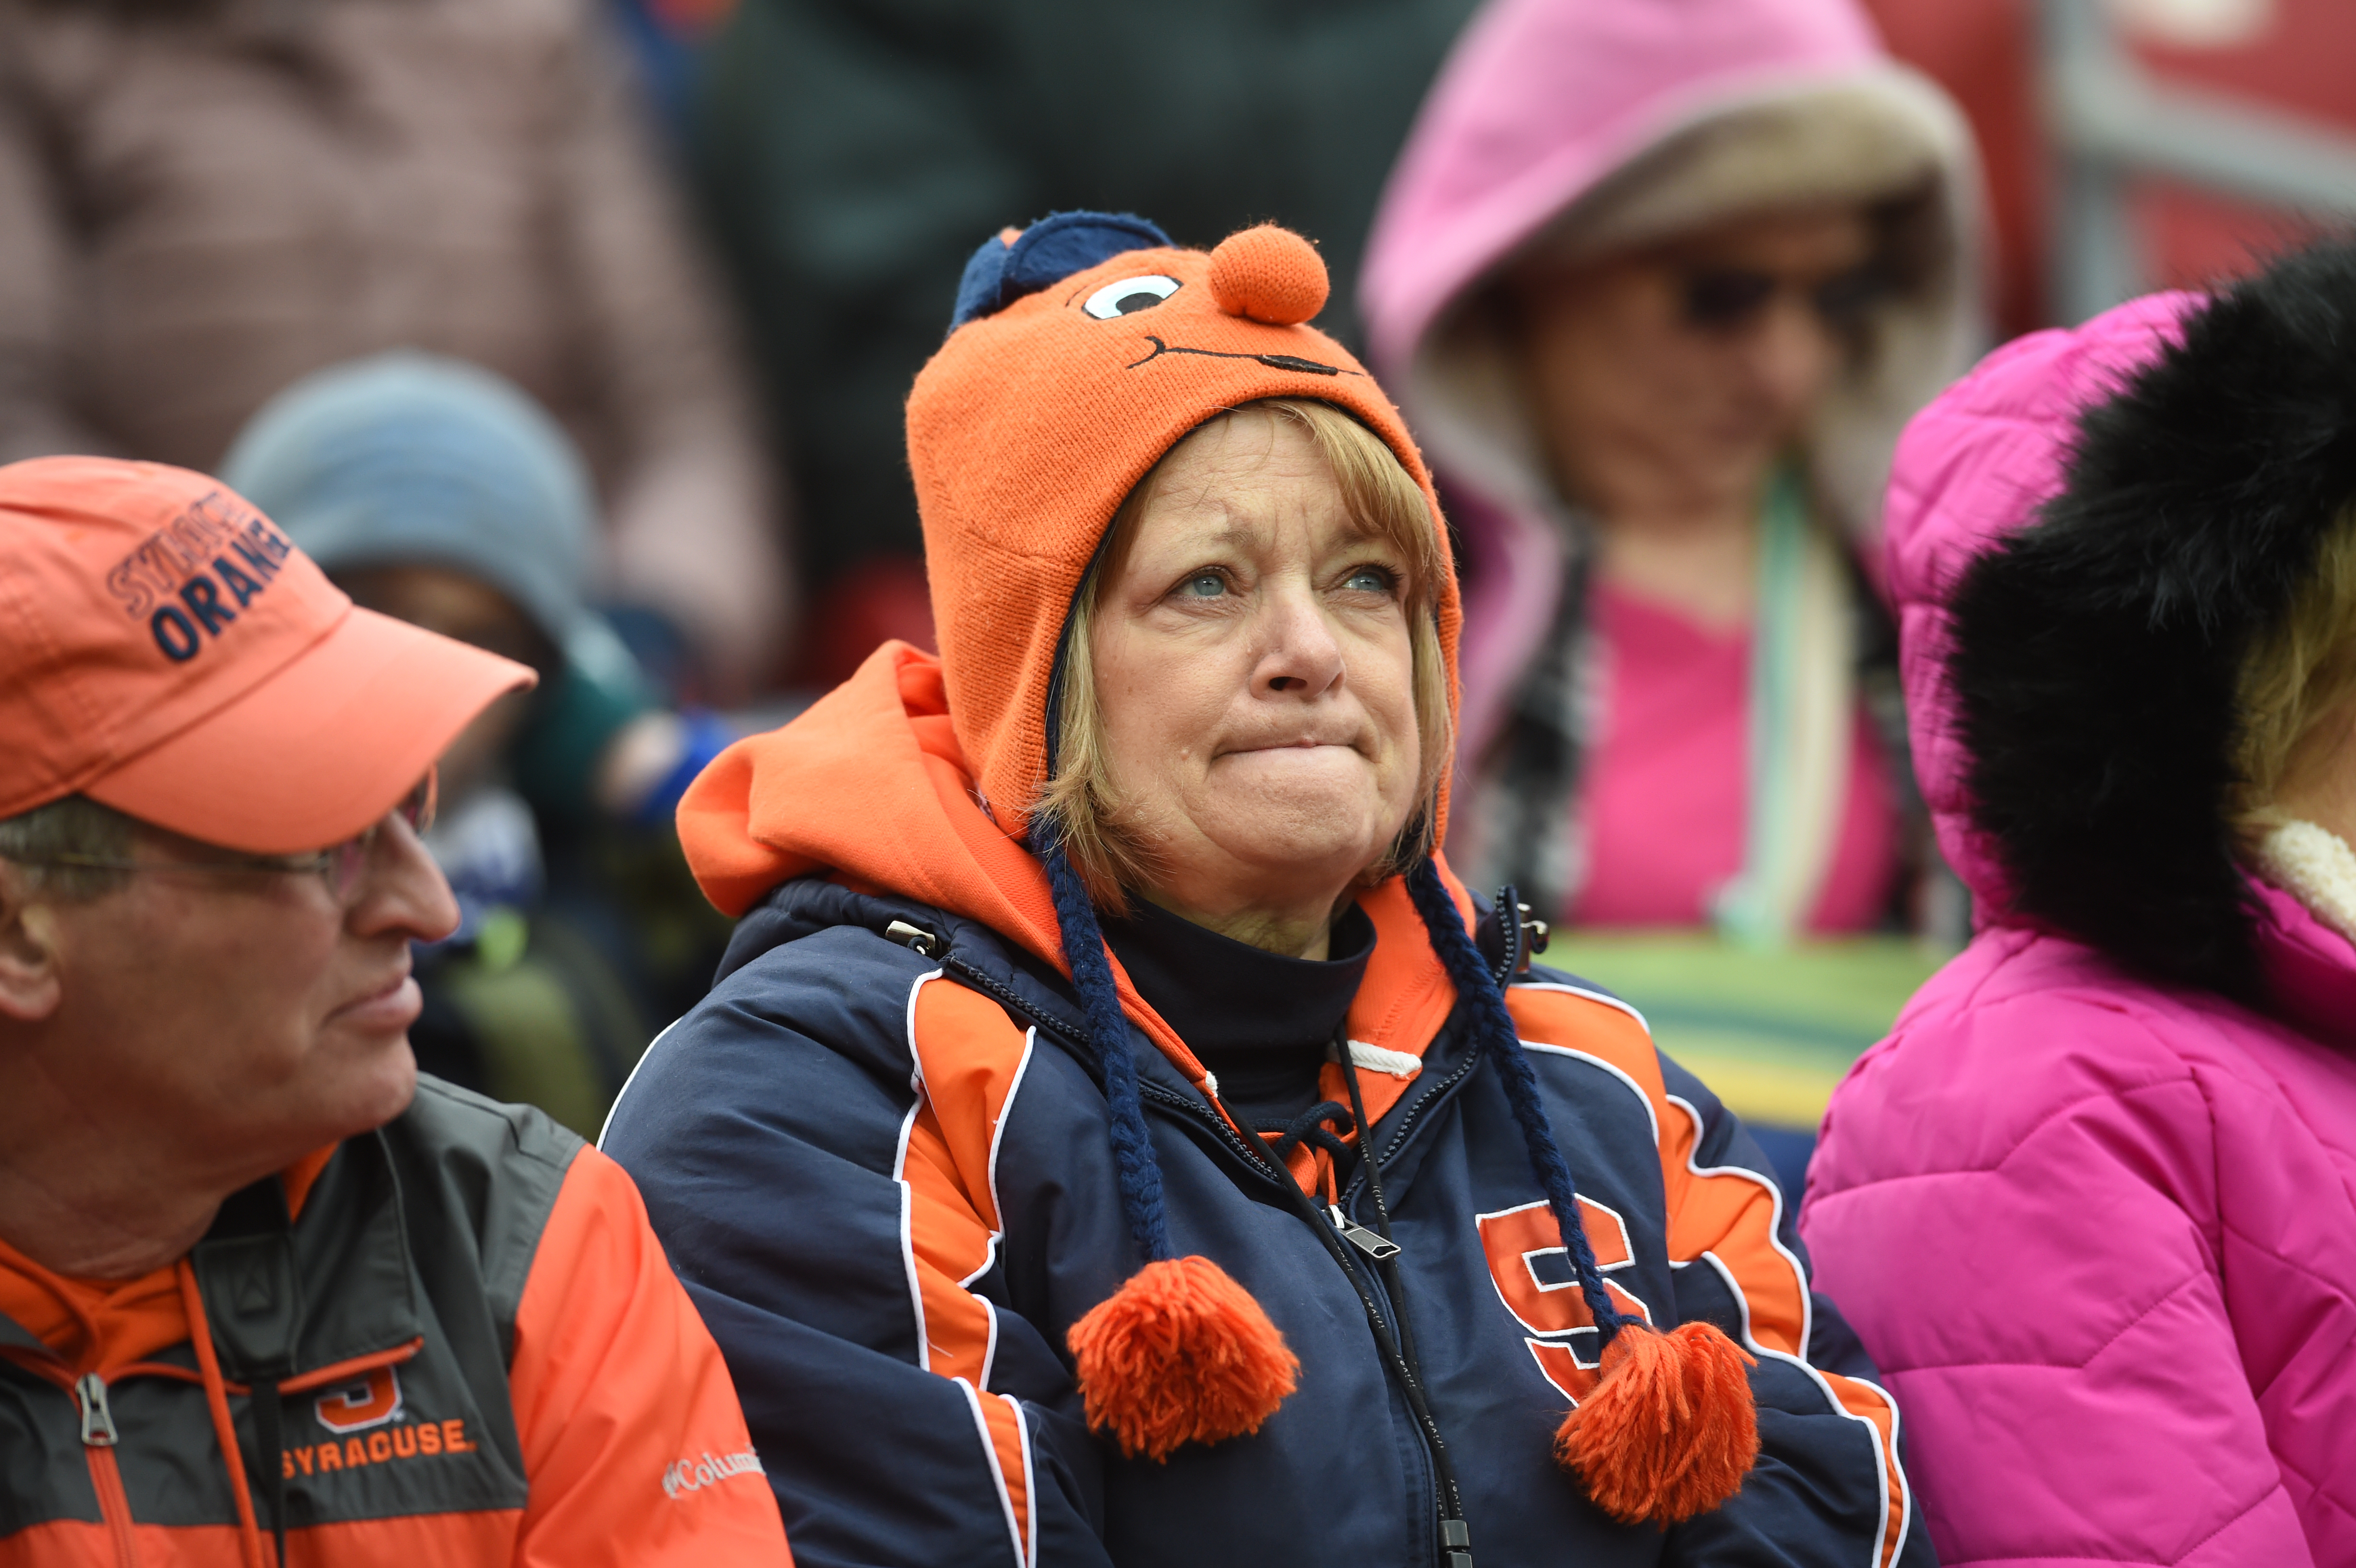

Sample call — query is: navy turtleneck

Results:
[1100,896,1375,1124]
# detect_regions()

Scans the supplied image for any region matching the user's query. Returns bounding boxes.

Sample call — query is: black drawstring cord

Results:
[1335,1035,1472,1568]
[1250,1102,1357,1171]
[1226,1072,1470,1557]
[251,1379,287,1567]
[1233,1122,1461,1508]
[1337,1044,1396,1241]
[1336,1045,1419,1369]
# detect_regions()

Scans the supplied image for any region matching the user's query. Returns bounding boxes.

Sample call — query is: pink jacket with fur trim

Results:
[1799,294,2356,1563]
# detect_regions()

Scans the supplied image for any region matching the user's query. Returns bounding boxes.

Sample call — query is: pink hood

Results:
[1368,0,1906,375]
[1802,291,2356,1563]
[1360,0,1983,762]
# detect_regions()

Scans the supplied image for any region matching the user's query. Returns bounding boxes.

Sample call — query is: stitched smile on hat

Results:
[1077,226,1359,377]
[1123,337,1351,376]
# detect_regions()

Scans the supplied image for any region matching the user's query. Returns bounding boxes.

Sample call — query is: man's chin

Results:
[234,1044,417,1188]
[331,1037,421,1137]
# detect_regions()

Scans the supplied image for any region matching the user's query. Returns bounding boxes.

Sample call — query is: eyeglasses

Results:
[8,772,437,905]
[1677,263,1888,336]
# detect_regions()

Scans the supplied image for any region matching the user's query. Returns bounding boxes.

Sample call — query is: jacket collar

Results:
[724,873,1505,1122]
[190,1133,421,1383]
[2253,875,2356,1053]
[0,1310,45,1356]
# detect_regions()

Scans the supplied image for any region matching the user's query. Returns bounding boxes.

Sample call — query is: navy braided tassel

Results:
[1045,846,1301,1459]
[1043,845,1176,1265]
[1406,858,1625,1342]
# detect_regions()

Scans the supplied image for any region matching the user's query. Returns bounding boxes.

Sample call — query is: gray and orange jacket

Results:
[0,1076,791,1565]
[602,645,1933,1567]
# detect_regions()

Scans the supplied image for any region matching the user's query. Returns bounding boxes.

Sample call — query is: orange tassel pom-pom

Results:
[1067,1256,1299,1461]
[1555,1321,1760,1525]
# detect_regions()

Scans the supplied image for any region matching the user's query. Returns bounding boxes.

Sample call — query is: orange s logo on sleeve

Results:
[1475,1199,1654,1405]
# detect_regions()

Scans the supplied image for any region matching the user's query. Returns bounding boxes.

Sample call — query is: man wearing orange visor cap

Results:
[0,457,790,1565]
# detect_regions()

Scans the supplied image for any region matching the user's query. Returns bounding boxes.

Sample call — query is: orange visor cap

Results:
[0,457,537,853]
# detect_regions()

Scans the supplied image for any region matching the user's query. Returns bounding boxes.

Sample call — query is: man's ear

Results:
[0,865,65,1023]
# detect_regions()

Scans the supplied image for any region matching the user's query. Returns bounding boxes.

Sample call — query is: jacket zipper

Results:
[75,1372,138,1568]
[1348,1045,1483,1202]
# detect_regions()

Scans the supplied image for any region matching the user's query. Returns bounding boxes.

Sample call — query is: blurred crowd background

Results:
[6,0,2353,1188]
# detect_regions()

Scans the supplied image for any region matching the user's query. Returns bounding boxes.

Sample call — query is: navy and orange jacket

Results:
[604,645,1932,1566]
[0,1077,790,1565]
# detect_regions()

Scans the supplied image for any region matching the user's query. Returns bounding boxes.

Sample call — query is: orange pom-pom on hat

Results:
[1039,830,1299,1460]
[1208,224,1330,325]
[1401,863,1761,1529]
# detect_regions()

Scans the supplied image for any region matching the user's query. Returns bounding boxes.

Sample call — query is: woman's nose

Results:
[1747,296,1843,417]
[1253,579,1346,697]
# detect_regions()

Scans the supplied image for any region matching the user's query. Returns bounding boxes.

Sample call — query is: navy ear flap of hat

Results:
[949,211,1174,332]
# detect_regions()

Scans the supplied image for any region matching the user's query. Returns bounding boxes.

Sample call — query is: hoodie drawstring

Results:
[1252,1102,1355,1171]
[251,1378,287,1567]
[176,1259,272,1568]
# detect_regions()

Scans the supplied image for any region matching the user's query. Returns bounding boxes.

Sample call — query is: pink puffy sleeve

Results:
[1799,947,2327,1566]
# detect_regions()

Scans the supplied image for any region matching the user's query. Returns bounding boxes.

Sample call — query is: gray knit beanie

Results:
[219,351,596,648]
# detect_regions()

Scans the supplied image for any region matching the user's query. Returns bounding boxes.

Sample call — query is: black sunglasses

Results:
[1678,263,1889,335]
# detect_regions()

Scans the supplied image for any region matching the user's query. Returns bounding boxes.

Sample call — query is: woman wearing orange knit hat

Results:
[603,212,1926,1566]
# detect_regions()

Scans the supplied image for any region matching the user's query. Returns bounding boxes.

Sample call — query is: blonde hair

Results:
[2233,506,2356,846]
[1035,399,1452,909]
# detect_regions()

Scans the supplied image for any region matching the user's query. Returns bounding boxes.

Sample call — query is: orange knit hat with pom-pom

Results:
[905,213,1461,843]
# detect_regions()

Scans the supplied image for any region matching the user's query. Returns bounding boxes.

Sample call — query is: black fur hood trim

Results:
[1947,239,2356,1002]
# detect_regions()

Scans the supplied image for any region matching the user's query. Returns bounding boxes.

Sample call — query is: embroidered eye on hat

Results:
[0,456,536,853]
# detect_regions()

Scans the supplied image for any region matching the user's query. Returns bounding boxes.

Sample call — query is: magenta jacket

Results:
[1800,288,2356,1563]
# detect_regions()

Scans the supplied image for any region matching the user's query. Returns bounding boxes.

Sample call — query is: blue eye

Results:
[1343,566,1395,593]
[1181,572,1225,597]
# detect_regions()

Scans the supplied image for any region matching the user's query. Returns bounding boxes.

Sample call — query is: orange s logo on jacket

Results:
[315,1365,403,1434]
[1476,1197,1654,1405]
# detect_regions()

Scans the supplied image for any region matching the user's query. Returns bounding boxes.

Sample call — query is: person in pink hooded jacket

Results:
[1800,240,2356,1564]
[1360,0,1984,1186]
